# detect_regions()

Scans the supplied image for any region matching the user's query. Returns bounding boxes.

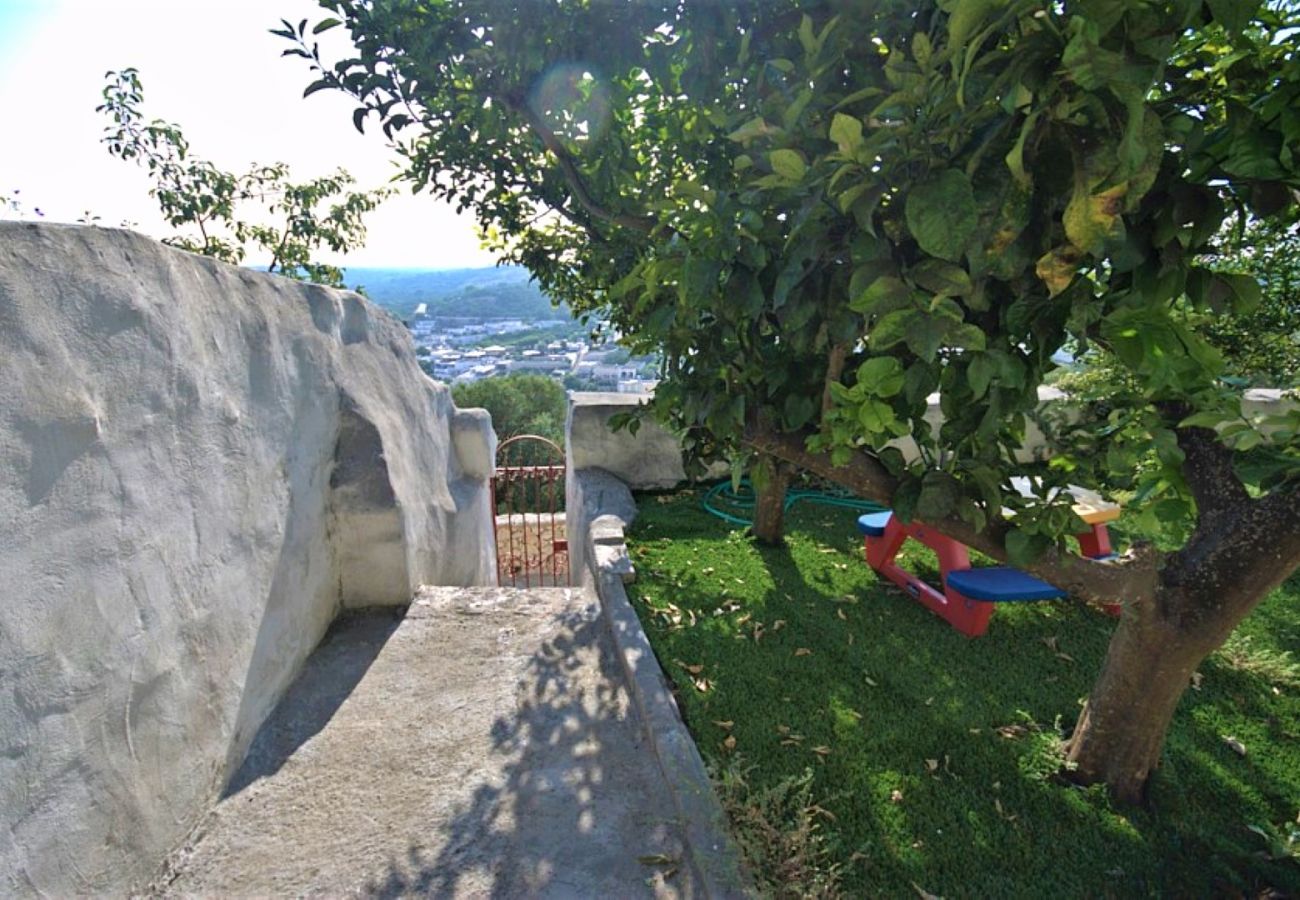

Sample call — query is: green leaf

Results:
[851,276,911,315]
[858,397,897,433]
[857,357,905,397]
[312,17,342,34]
[910,259,972,297]
[829,113,864,154]
[967,354,994,400]
[905,169,978,262]
[784,393,816,429]
[869,309,918,350]
[1005,527,1049,567]
[912,32,933,69]
[770,149,807,181]
[1220,273,1262,314]
[946,0,1003,51]
[1207,0,1260,33]
[917,471,959,519]
[728,117,773,143]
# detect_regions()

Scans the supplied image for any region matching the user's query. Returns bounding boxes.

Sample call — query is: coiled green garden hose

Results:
[701,478,887,527]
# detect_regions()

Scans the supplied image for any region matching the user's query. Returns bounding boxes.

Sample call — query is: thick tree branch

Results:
[821,342,848,418]
[1161,484,1300,637]
[1159,401,1251,520]
[744,422,1157,606]
[505,96,658,236]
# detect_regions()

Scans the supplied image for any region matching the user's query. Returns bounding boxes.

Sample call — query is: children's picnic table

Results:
[857,479,1121,637]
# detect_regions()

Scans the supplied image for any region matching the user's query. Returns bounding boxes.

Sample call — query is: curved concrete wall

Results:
[0,223,495,895]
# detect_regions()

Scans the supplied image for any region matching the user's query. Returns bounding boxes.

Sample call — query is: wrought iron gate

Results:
[492,435,569,587]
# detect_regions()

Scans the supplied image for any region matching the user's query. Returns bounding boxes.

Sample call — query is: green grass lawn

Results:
[625,489,1300,898]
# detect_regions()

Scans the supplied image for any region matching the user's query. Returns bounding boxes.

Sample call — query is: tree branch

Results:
[505,95,658,236]
[744,422,1157,606]
[821,342,848,418]
[1161,484,1300,636]
[1159,401,1251,520]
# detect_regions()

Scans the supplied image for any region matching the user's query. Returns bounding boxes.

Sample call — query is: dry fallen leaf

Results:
[713,720,734,730]
[1222,735,1247,757]
[996,724,1028,740]
[638,853,678,865]
[925,758,939,773]
[911,882,943,900]
[772,619,787,631]
[890,789,904,803]
[837,608,848,621]
[811,746,831,756]
[722,735,737,752]
[691,677,712,693]
[795,647,813,656]
[1042,636,1060,652]
[1190,671,1204,691]
[675,660,704,675]
[865,676,879,687]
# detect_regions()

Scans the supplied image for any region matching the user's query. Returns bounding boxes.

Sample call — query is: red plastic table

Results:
[859,484,1121,637]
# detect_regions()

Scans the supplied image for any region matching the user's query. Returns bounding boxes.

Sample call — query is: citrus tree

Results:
[282,0,1300,803]
[98,68,392,287]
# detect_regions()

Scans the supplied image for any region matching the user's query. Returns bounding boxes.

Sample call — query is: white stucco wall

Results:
[0,223,495,895]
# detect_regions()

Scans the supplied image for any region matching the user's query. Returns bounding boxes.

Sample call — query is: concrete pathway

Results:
[156,587,695,898]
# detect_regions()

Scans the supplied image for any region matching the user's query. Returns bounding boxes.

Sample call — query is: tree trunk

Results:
[1062,602,1214,804]
[751,458,791,545]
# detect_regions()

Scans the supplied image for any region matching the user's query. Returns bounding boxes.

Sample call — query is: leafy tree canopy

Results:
[451,374,566,447]
[286,0,1300,801]
[98,68,392,288]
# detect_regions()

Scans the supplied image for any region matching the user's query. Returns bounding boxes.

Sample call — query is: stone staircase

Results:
[153,587,696,898]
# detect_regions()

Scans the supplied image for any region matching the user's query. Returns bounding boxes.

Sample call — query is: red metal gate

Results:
[492,435,569,587]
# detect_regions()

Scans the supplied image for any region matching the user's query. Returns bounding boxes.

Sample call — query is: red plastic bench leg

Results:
[942,590,995,637]
[864,515,908,569]
[1077,526,1122,617]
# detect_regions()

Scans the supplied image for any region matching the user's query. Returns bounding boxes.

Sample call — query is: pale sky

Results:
[0,0,497,269]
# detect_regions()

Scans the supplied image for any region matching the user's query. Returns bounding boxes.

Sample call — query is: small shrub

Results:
[711,758,846,899]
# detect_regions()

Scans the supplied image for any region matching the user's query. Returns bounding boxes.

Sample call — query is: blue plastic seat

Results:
[856,511,893,537]
[944,567,1065,602]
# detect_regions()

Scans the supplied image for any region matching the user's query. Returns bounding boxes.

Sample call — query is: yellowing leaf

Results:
[1064,181,1127,255]
[1036,245,1083,296]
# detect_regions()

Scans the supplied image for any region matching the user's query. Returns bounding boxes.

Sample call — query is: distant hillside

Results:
[343,266,570,321]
